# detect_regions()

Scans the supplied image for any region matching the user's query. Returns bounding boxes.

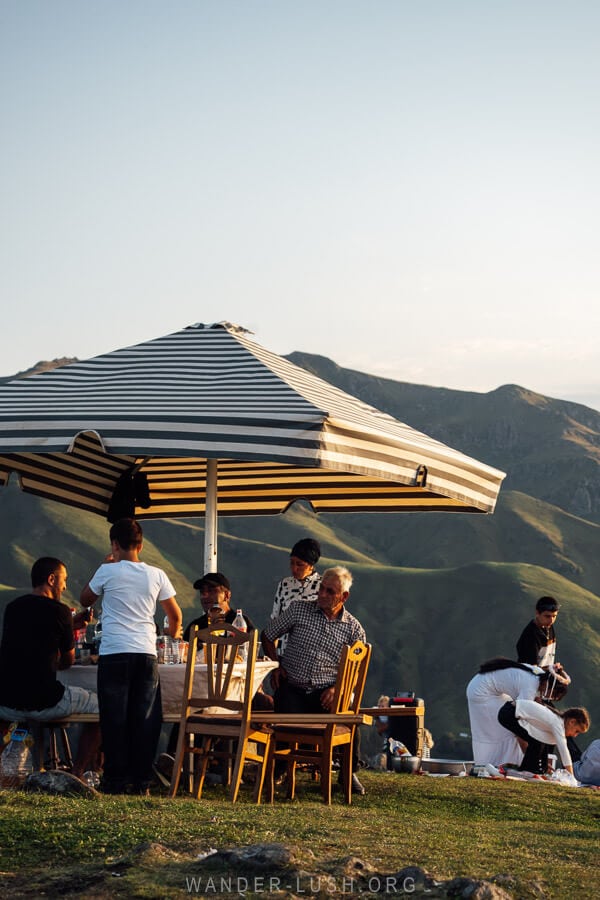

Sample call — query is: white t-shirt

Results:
[514,699,572,769]
[89,560,176,656]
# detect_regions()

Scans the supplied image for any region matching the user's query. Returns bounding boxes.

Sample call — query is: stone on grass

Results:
[219,843,306,870]
[445,876,514,899]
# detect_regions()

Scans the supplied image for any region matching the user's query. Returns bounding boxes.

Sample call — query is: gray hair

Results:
[322,565,353,593]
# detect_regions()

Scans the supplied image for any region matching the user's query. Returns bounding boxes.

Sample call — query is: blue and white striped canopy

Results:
[0,322,505,518]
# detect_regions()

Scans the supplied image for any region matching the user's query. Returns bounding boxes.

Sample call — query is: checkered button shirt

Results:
[271,570,321,656]
[263,599,366,690]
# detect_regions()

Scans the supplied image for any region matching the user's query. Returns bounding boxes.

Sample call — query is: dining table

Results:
[58,659,279,719]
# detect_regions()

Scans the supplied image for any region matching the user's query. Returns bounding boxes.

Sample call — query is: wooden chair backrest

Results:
[331,640,371,715]
[184,623,258,716]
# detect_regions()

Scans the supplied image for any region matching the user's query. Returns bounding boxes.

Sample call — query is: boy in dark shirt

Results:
[516,596,559,668]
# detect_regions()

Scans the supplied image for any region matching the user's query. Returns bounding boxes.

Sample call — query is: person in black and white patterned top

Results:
[270,538,322,656]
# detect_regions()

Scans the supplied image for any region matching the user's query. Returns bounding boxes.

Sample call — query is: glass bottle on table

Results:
[232,609,248,662]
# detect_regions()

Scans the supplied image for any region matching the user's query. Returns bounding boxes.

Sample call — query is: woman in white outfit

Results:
[466,658,568,767]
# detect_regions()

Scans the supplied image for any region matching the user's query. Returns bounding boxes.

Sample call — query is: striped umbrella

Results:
[0,322,505,567]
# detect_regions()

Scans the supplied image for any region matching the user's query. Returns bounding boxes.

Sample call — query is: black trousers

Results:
[98,653,162,792]
[275,680,361,771]
[497,701,549,774]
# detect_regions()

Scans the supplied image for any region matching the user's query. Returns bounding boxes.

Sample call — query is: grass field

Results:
[0,770,598,898]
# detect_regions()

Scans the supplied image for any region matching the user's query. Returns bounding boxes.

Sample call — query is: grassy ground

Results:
[0,771,598,898]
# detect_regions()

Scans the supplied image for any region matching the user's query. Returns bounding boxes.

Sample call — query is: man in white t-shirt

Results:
[81,518,182,794]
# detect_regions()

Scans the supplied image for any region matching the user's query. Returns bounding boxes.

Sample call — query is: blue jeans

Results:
[98,653,162,792]
[0,685,98,721]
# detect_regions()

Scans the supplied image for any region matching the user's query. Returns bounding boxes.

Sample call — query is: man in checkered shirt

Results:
[261,565,367,794]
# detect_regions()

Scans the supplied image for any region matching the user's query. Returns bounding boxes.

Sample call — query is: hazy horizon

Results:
[2,2,599,413]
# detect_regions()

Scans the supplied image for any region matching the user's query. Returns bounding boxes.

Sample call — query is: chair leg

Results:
[193,738,213,799]
[321,757,333,804]
[228,737,247,803]
[340,744,352,804]
[46,726,58,769]
[252,737,271,804]
[287,759,297,799]
[265,743,276,804]
[169,725,189,797]
[58,727,73,770]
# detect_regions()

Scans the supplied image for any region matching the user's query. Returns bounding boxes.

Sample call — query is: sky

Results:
[1,1,599,410]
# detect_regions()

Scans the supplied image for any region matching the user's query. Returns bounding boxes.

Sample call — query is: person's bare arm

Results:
[320,686,335,711]
[160,597,182,639]
[80,585,99,608]
[261,630,283,689]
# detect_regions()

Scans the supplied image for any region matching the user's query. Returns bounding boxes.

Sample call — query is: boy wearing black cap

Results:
[271,538,321,657]
[516,596,560,668]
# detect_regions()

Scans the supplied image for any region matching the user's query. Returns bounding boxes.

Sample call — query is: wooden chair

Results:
[26,714,99,772]
[266,640,371,804]
[27,720,73,771]
[168,623,272,803]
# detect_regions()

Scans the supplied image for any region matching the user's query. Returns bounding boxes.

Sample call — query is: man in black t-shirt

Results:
[0,557,99,776]
[516,596,560,668]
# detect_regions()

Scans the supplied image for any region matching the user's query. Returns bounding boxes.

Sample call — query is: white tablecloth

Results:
[58,660,278,717]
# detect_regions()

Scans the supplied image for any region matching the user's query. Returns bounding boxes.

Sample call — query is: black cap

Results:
[291,538,321,566]
[193,572,231,591]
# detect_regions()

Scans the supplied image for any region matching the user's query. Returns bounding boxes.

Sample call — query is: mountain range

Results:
[1,354,598,750]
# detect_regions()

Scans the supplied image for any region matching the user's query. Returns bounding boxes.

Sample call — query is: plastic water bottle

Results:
[0,727,34,788]
[93,615,102,653]
[232,609,248,661]
[161,615,175,664]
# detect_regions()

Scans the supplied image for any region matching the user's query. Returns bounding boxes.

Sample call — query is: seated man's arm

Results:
[58,647,75,670]
[260,630,278,662]
[260,629,284,690]
[58,605,76,670]
[320,686,335,711]
[262,606,296,689]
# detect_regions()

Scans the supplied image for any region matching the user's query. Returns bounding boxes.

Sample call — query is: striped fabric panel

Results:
[0,450,493,518]
[0,323,505,515]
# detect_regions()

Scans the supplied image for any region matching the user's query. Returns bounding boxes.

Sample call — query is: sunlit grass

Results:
[0,771,598,898]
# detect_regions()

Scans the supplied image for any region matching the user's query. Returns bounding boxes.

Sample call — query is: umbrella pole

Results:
[204,458,218,573]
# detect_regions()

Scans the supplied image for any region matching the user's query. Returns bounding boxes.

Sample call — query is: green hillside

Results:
[1,354,599,752]
[287,352,600,524]
[322,490,600,595]
[1,482,598,745]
